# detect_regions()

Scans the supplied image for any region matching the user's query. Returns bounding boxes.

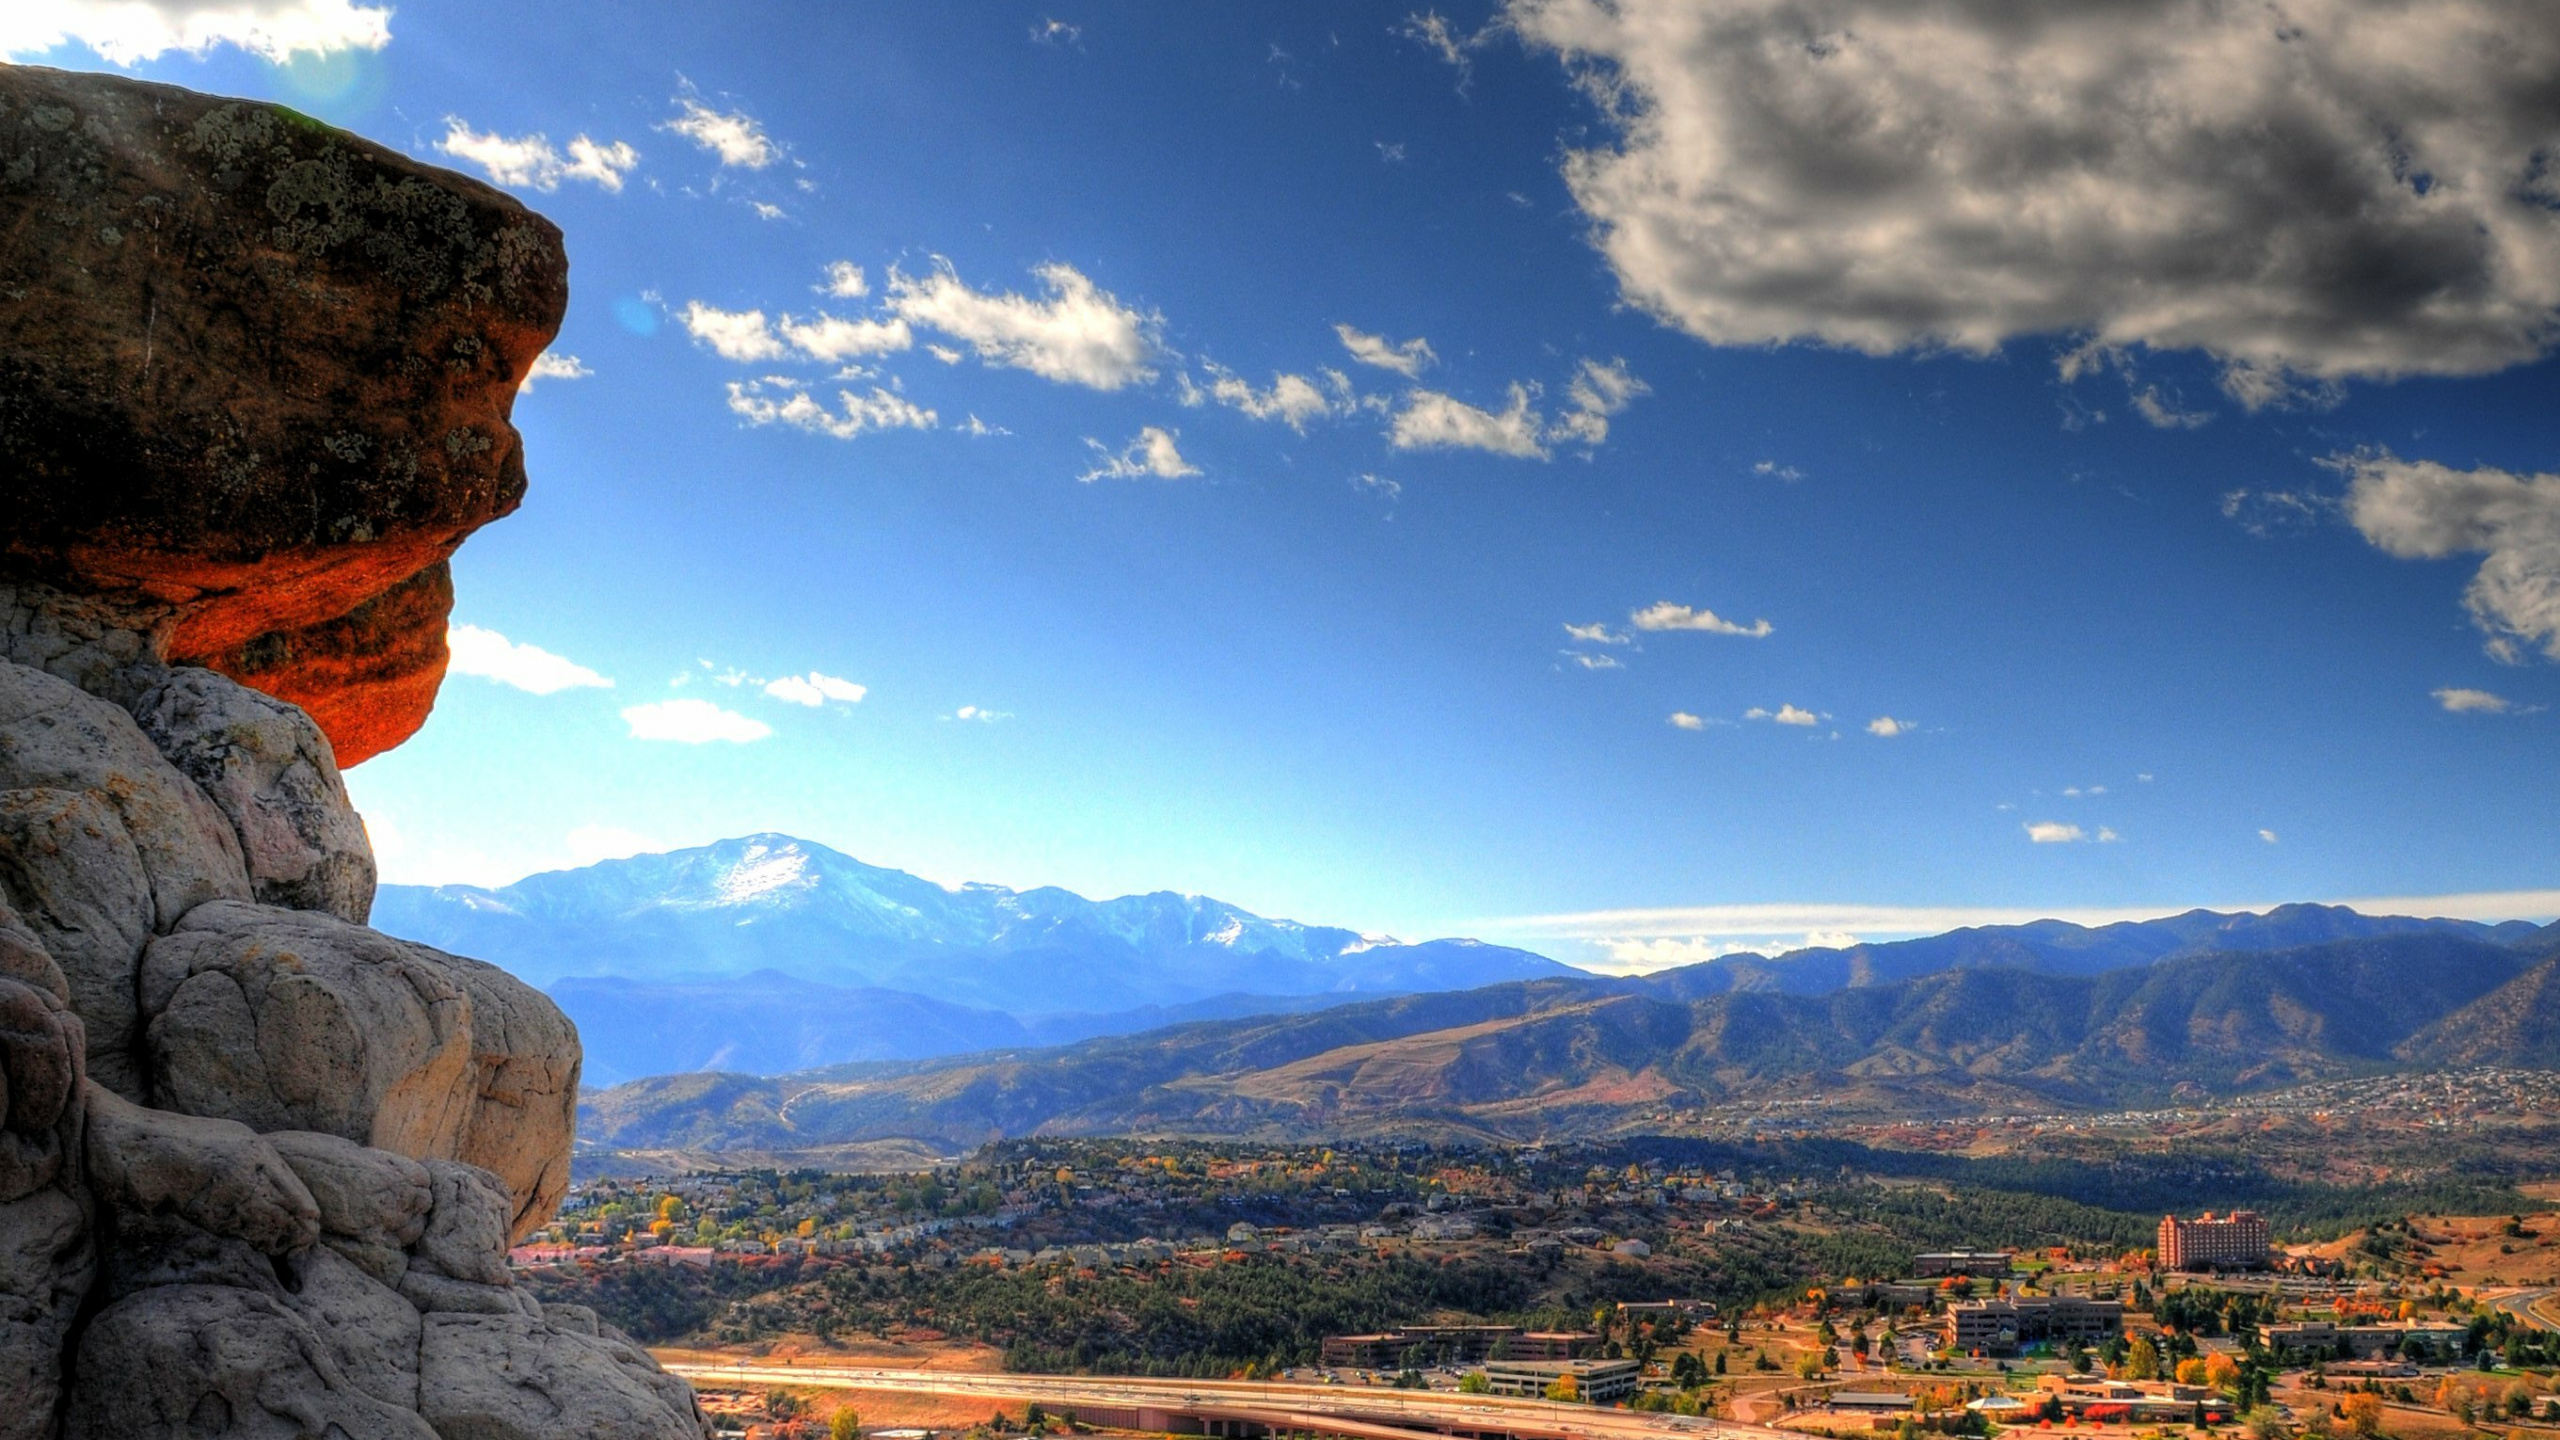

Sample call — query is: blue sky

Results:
[16,1,2559,971]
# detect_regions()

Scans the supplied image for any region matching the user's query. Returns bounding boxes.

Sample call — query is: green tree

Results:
[832,1409,863,1440]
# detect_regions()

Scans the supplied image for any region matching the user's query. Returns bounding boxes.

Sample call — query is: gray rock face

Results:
[0,969,89,1440]
[281,1243,423,1412]
[83,1083,320,1262]
[264,1129,431,1287]
[0,660,251,1095]
[441,953,580,1241]
[420,1313,710,1440]
[127,667,375,923]
[64,1285,439,1440]
[139,901,474,1158]
[413,1159,515,1286]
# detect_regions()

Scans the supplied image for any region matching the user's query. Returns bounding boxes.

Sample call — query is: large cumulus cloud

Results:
[1507,0,2560,391]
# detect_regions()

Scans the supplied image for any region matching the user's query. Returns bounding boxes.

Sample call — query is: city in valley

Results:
[512,1109,2560,1440]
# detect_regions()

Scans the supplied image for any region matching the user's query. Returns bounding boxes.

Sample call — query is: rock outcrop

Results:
[0,64,568,764]
[0,64,704,1440]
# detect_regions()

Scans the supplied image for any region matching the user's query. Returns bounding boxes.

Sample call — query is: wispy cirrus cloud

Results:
[724,379,935,440]
[1630,601,1770,638]
[888,260,1161,391]
[662,95,781,169]
[436,119,639,193]
[1080,427,1199,482]
[1335,323,1437,377]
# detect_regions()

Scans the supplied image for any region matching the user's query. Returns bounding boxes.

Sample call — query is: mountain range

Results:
[580,910,2560,1153]
[370,835,1576,1083]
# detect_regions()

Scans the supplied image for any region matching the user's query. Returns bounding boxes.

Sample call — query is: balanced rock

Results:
[0,65,706,1440]
[0,65,568,763]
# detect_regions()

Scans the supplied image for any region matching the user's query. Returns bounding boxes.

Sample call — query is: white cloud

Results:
[435,120,639,193]
[819,261,869,299]
[679,302,790,363]
[2433,686,2514,714]
[1630,601,1771,638]
[2,0,388,62]
[1865,716,1910,737]
[1399,9,1493,89]
[518,352,591,392]
[763,672,867,708]
[1352,473,1403,504]
[2220,488,2331,538]
[1564,622,1630,645]
[2339,452,2560,662]
[1745,704,1818,727]
[751,201,786,221]
[953,705,1012,723]
[445,624,612,695]
[1753,460,1805,483]
[2097,827,2122,843]
[887,261,1160,390]
[1334,323,1437,377]
[622,699,772,744]
[1551,357,1647,445]
[1572,653,1624,670]
[1080,426,1200,483]
[725,379,936,441]
[1390,384,1547,459]
[1507,0,2560,386]
[2025,821,2086,844]
[926,344,964,364]
[662,96,780,169]
[960,415,1010,438]
[1202,368,1336,431]
[683,300,913,366]
[774,312,913,362]
[1667,711,1706,730]
[1030,17,1081,46]
[2259,829,2281,844]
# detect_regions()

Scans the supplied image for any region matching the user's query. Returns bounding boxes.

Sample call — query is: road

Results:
[2482,1287,2560,1333]
[661,1363,1802,1440]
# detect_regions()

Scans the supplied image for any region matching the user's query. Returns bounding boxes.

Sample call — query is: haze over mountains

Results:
[584,918,2560,1154]
[371,834,1575,1082]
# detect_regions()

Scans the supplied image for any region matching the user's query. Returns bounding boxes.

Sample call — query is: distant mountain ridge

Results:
[581,916,2560,1152]
[370,835,1580,1080]
[1643,903,2550,998]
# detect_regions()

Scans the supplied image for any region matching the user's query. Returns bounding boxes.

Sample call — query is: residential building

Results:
[2158,1211,2270,1271]
[1480,1358,1641,1404]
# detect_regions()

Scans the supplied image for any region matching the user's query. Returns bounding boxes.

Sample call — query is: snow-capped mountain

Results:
[370,834,1576,1019]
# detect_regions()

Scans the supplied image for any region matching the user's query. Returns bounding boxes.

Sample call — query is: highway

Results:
[661,1363,1801,1440]
[2482,1287,2560,1333]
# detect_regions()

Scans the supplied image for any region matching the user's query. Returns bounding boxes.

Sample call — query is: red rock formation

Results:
[0,64,567,763]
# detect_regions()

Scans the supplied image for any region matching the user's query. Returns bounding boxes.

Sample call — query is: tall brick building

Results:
[2157,1210,2270,1270]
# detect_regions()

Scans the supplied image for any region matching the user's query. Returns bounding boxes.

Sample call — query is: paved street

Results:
[662,1363,1801,1440]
